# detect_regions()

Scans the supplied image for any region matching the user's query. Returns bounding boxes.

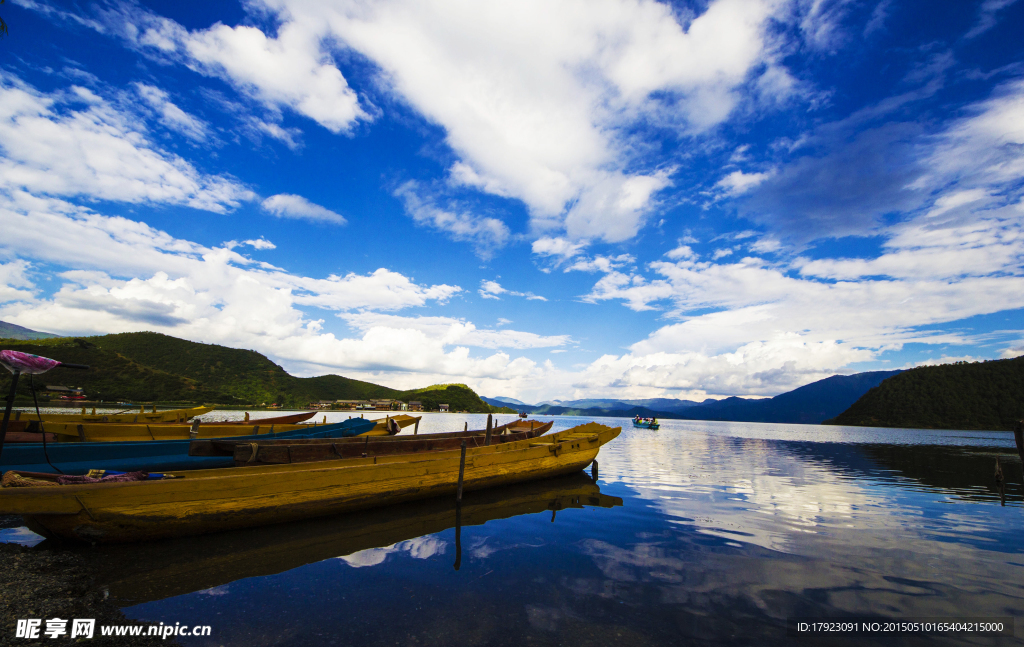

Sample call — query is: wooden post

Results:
[485,424,492,446]
[244,412,250,422]
[151,404,156,414]
[0,370,21,462]
[1014,420,1024,468]
[464,421,468,432]
[139,404,145,414]
[591,460,599,482]
[414,417,420,435]
[91,407,96,416]
[995,458,1006,506]
[456,439,467,502]
[190,419,201,439]
[81,406,86,415]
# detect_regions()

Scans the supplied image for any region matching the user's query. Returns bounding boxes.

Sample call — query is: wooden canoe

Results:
[186,411,317,425]
[0,410,319,440]
[0,419,378,475]
[229,423,551,465]
[79,473,622,605]
[1,422,620,543]
[188,420,554,457]
[10,405,213,424]
[22,418,380,443]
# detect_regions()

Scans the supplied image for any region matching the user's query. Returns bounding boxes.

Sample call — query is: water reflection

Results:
[70,472,621,605]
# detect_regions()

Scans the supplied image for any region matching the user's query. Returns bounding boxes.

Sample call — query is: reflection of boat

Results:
[0,419,378,474]
[2,423,620,543]
[70,472,622,605]
[10,405,212,424]
[632,417,660,430]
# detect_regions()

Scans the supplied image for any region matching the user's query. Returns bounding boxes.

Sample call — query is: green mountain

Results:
[825,357,1024,431]
[0,320,61,340]
[0,332,501,412]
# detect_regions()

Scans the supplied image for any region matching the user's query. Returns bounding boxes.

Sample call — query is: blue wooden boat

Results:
[632,417,660,430]
[0,418,376,475]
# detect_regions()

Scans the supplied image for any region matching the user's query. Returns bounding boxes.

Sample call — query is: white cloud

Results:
[531,237,586,260]
[244,238,276,250]
[0,260,36,303]
[715,169,770,195]
[478,279,547,301]
[134,82,209,141]
[964,0,1020,39]
[261,193,346,225]
[244,0,788,242]
[394,182,511,255]
[0,194,479,377]
[1001,343,1024,359]
[0,73,253,213]
[94,3,368,134]
[565,254,635,274]
[665,246,695,260]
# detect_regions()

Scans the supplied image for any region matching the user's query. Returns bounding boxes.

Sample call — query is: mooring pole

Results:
[485,423,492,446]
[414,417,420,435]
[591,459,599,482]
[995,458,1006,506]
[1014,420,1024,468]
[464,421,468,432]
[0,369,21,463]
[456,439,467,502]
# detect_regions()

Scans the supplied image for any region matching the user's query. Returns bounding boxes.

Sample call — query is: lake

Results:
[4,413,1023,645]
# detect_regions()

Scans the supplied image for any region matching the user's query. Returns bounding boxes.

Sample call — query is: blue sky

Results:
[0,0,1022,402]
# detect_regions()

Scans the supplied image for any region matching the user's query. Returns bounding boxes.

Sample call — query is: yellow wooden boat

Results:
[11,405,212,424]
[1,422,619,543]
[76,473,622,604]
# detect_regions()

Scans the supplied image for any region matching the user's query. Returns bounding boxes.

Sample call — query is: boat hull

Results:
[12,406,213,424]
[0,419,377,474]
[5,423,619,543]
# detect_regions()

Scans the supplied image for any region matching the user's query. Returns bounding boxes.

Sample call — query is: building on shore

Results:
[438,403,450,412]
[408,401,423,412]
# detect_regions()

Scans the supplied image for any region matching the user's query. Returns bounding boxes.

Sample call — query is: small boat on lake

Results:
[0,422,620,543]
[0,418,378,474]
[632,416,660,429]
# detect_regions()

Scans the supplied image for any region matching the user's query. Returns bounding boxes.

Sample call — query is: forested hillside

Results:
[825,357,1024,430]
[0,333,499,411]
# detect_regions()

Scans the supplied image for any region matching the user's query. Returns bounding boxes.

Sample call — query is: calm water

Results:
[5,412,1024,645]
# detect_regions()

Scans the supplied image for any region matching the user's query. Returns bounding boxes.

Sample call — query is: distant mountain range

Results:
[0,320,61,340]
[484,370,904,425]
